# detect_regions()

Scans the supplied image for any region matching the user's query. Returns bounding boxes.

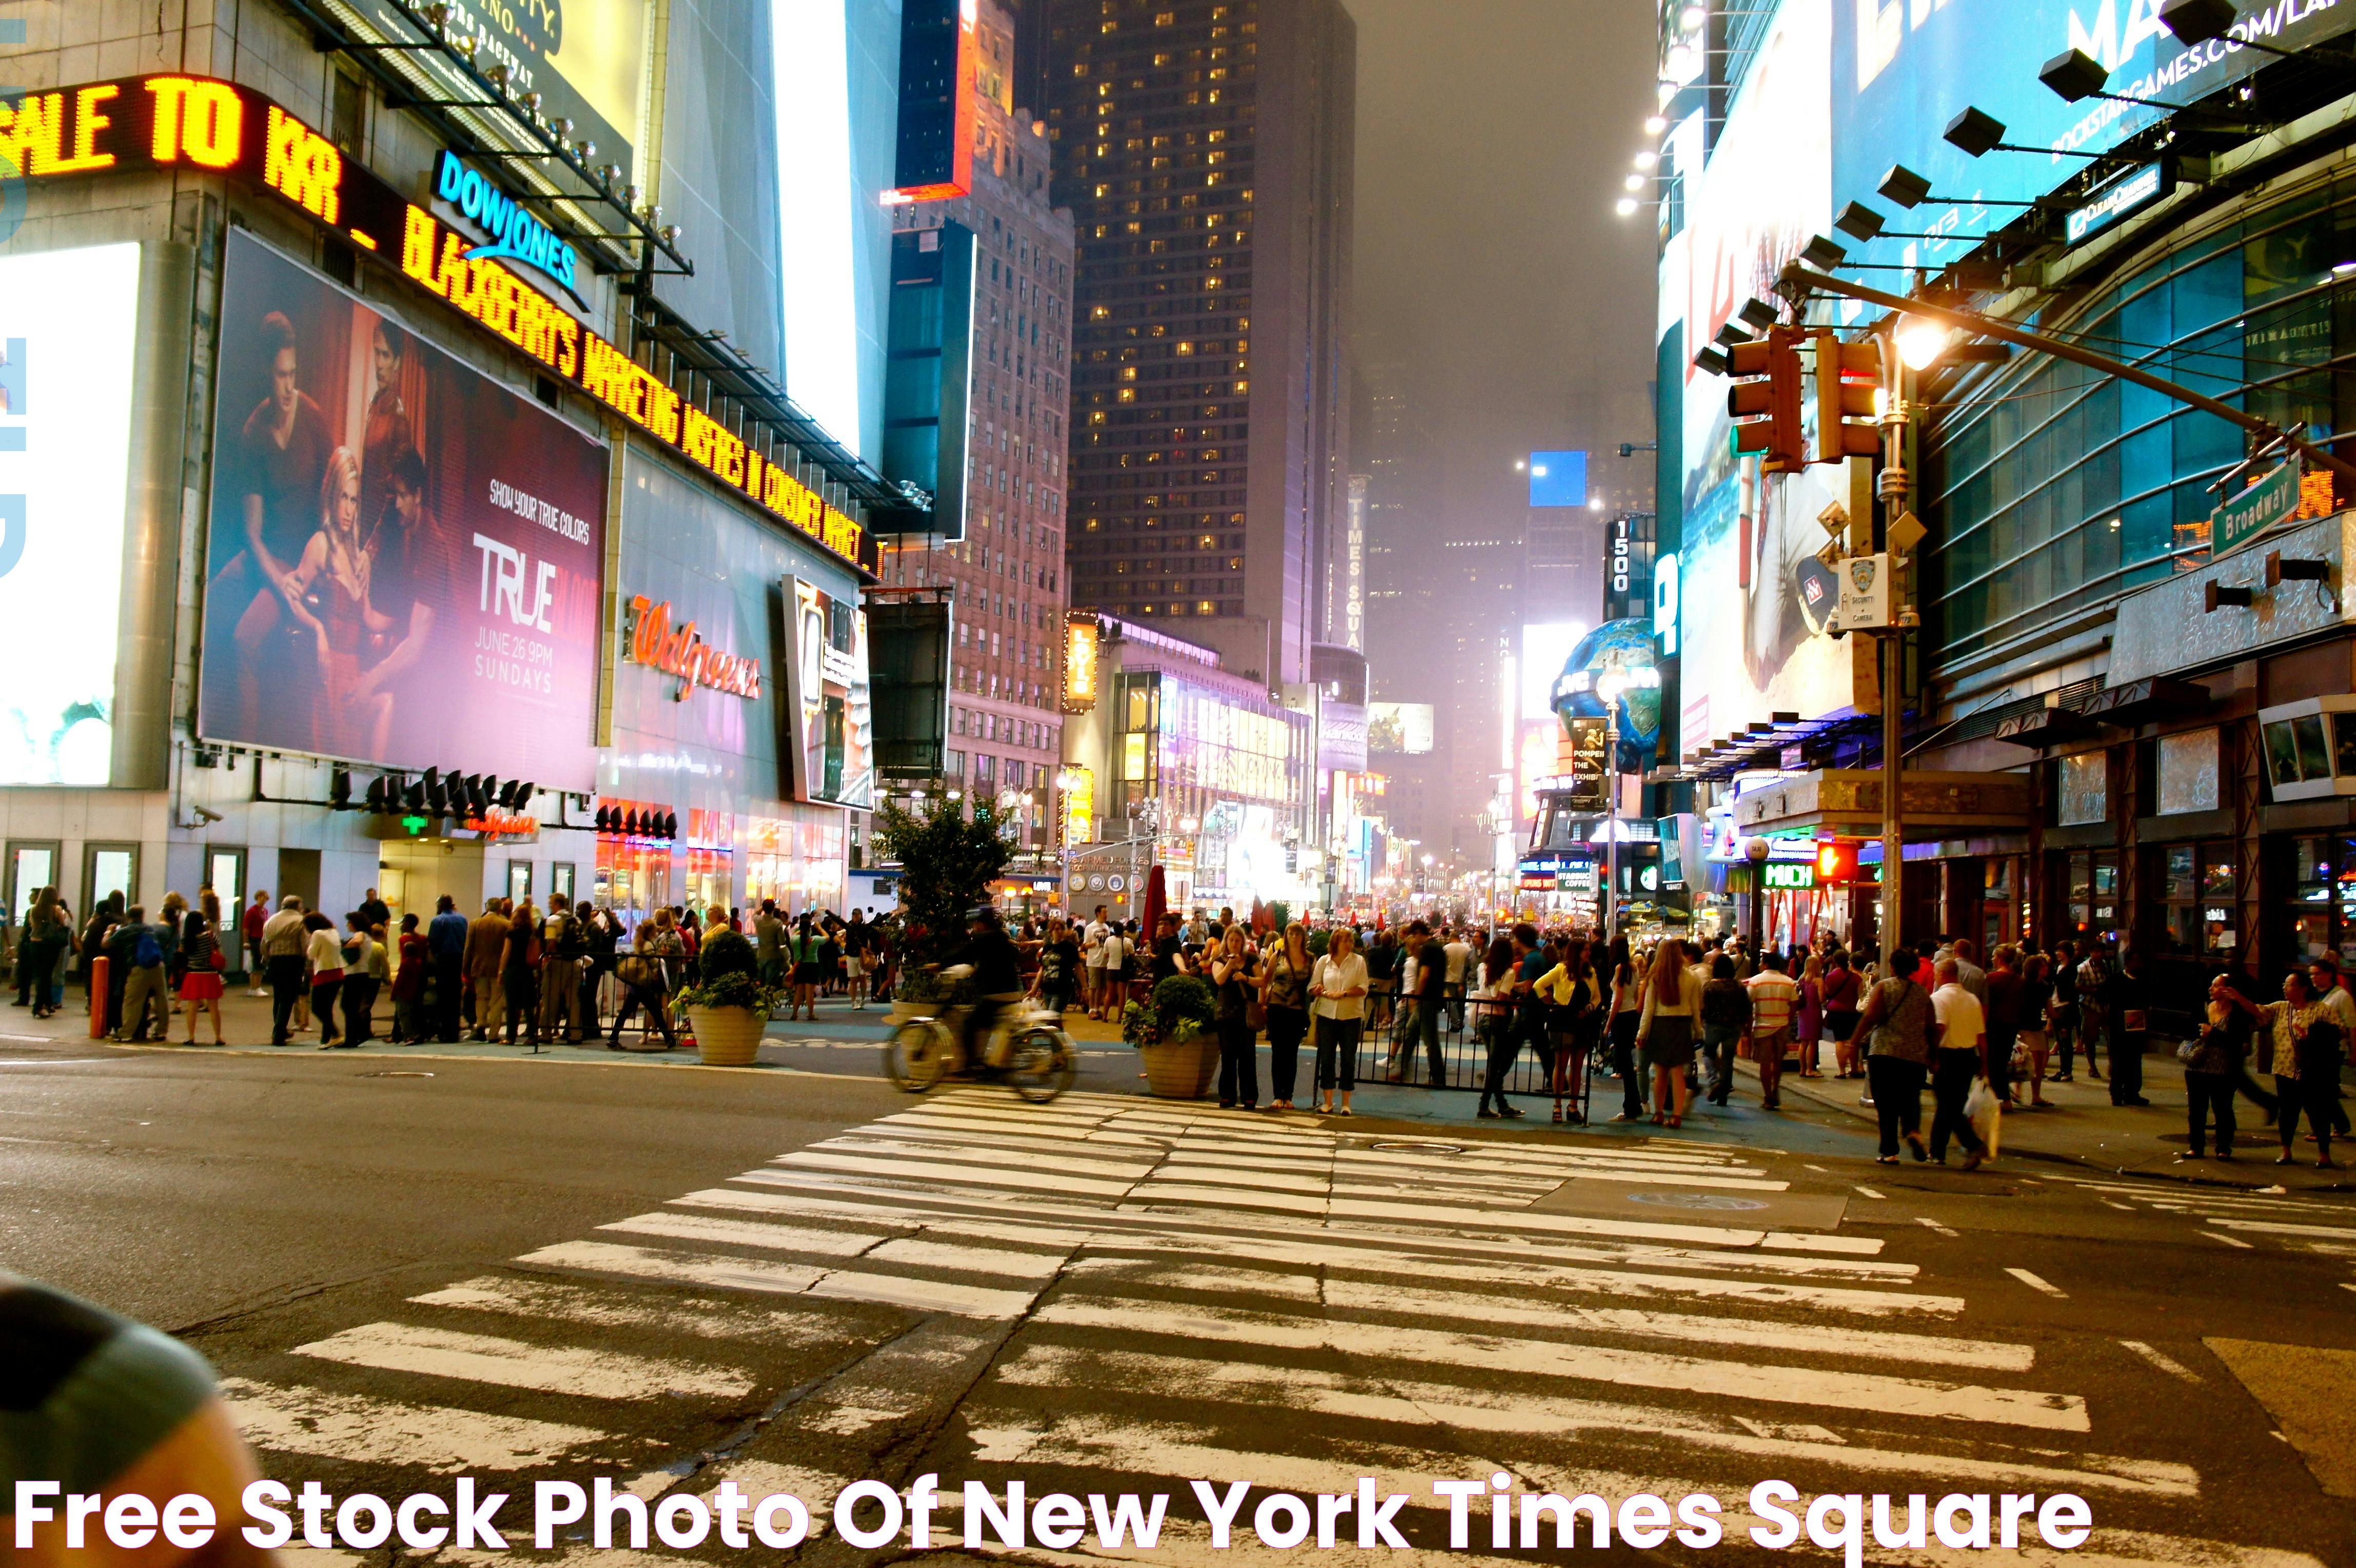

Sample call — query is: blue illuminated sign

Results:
[1528,450,1588,508]
[1831,0,2356,275]
[433,150,585,306]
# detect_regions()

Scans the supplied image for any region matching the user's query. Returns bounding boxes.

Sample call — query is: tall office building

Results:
[884,0,1081,852]
[1041,0,1357,688]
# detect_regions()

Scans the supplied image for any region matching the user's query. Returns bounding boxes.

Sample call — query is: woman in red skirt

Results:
[177,891,227,1045]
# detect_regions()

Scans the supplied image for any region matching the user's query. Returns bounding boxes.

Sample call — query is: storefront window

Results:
[2057,752,2107,826]
[2156,841,2236,956]
[2063,851,2120,947]
[744,812,846,917]
[2154,730,2219,815]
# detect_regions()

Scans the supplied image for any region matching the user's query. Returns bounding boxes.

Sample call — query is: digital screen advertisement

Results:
[0,243,142,785]
[783,574,875,809]
[197,230,607,791]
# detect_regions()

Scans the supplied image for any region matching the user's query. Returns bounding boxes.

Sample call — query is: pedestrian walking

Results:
[537,897,587,1044]
[2074,945,2110,1083]
[1636,939,1701,1127]
[1476,924,1545,1120]
[755,900,787,990]
[1407,922,1449,1088]
[1533,937,1594,1124]
[2306,958,2356,1141]
[1698,955,1749,1107]
[1793,953,1824,1078]
[242,889,271,996]
[1744,952,1799,1110]
[2107,947,2152,1106]
[1308,924,1368,1116]
[389,913,427,1042]
[2047,939,2080,1080]
[1210,925,1260,1110]
[501,899,541,1046]
[2257,972,2341,1169]
[610,908,684,1049]
[426,894,468,1042]
[1985,946,2024,1109]
[1927,956,1990,1169]
[339,912,380,1044]
[2180,973,2252,1162]
[262,895,310,1045]
[788,915,824,1021]
[1820,950,1862,1077]
[1260,923,1312,1110]
[465,897,509,1041]
[111,907,169,1043]
[17,888,70,1022]
[1855,953,1933,1163]
[1606,939,1645,1121]
[305,911,346,1047]
[2015,953,2055,1106]
[177,893,226,1045]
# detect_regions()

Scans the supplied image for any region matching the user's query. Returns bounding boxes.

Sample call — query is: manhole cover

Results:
[1627,1191,1770,1211]
[1370,1141,1463,1154]
[357,1070,437,1078]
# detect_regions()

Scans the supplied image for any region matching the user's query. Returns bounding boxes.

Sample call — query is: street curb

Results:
[102,1040,841,1077]
[1768,1062,2355,1196]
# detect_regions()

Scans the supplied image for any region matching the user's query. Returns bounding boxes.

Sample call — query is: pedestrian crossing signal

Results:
[1817,842,1860,883]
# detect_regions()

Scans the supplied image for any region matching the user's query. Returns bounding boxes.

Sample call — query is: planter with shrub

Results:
[1124,973,1221,1098]
[674,929,782,1066]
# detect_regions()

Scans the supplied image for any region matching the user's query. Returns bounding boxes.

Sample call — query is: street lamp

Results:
[1745,834,1772,958]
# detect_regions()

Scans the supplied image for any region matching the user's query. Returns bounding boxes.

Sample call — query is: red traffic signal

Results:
[1725,326,1807,474]
[1816,841,1861,883]
[1811,331,1884,466]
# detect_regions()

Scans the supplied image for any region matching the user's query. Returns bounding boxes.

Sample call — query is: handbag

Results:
[1246,998,1268,1033]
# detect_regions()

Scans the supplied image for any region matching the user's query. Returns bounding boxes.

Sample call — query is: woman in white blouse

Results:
[1309,926,1370,1116]
[1636,938,1703,1126]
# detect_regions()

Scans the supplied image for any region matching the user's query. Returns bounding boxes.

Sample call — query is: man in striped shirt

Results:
[1745,951,1800,1111]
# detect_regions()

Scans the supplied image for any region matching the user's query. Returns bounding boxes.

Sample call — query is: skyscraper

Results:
[1042,0,1356,688]
[883,0,1079,852]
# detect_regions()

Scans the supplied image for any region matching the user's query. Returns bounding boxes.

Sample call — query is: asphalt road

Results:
[5,1028,2353,1567]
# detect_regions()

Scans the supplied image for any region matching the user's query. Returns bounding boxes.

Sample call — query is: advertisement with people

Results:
[783,575,875,809]
[198,230,607,791]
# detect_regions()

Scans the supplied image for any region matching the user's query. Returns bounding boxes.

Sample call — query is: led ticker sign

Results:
[0,72,874,576]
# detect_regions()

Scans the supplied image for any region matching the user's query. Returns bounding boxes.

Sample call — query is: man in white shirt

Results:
[1442,929,1473,1030]
[1928,956,1990,1169]
[1083,907,1110,1018]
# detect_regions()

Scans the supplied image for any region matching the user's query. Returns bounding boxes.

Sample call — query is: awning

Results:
[1733,769,2036,838]
[1992,707,2105,750]
[2080,677,2209,729]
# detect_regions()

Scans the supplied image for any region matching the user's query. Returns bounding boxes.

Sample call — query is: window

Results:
[2062,851,2121,948]
[2057,751,2107,826]
[2154,728,2220,814]
[2158,841,2236,956]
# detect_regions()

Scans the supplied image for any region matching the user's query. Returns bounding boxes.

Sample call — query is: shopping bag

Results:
[1966,1076,2002,1158]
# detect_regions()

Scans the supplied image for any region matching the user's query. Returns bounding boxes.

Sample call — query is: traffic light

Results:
[1725,326,1807,474]
[1811,330,1884,466]
[1816,841,1860,884]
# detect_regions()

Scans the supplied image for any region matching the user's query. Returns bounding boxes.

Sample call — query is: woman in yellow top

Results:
[1636,939,1704,1126]
[1531,938,1595,1125]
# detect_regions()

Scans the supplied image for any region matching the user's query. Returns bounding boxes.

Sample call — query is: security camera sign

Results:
[1835,553,1894,633]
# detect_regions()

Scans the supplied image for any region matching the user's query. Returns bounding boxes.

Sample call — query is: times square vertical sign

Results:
[0,73,877,574]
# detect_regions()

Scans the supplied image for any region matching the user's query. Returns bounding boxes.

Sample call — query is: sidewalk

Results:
[1769,1053,2354,1195]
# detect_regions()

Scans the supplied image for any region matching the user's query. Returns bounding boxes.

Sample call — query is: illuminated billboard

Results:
[1671,0,1866,755]
[1366,701,1434,755]
[1527,450,1588,508]
[1520,622,1588,722]
[1062,613,1103,713]
[197,231,607,789]
[784,576,876,808]
[0,244,142,785]
[893,0,980,201]
[1831,0,2356,279]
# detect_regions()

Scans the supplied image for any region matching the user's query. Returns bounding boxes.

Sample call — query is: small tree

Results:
[873,794,1015,968]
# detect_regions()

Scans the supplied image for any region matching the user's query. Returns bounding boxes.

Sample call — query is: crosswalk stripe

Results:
[987,1344,2191,1495]
[518,1238,1042,1319]
[292,1321,754,1400]
[823,1133,1161,1180]
[1311,1279,2033,1370]
[221,1377,612,1467]
[1028,1296,2090,1430]
[407,1274,850,1345]
[720,1168,1922,1279]
[775,1148,1136,1196]
[602,1210,888,1256]
[2205,1217,2356,1240]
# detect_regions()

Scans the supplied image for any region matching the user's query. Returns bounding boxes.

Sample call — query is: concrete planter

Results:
[689,1005,766,1066]
[1138,1032,1220,1099]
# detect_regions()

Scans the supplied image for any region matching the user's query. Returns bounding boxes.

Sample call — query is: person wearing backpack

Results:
[111,907,171,1043]
[538,897,588,1044]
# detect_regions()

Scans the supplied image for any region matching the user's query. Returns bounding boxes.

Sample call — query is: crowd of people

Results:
[5,885,905,1053]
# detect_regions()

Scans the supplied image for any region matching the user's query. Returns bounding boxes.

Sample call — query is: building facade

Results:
[882,0,1080,860]
[1040,0,1356,688]
[0,0,922,937]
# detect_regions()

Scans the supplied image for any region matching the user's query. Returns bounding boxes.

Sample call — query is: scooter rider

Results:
[944,906,1026,1072]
